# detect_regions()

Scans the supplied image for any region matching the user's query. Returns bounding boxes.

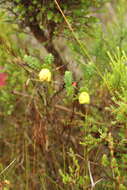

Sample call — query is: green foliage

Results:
[23,53,54,72]
[101,154,109,167]
[59,148,85,188]
[104,49,127,91]
[23,54,42,71]
[1,1,127,190]
[119,184,126,190]
[43,53,54,69]
[0,12,26,116]
[64,71,74,98]
[3,0,110,42]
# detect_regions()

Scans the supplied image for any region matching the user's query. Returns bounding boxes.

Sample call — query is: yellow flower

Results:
[78,92,90,104]
[4,179,10,185]
[39,68,51,82]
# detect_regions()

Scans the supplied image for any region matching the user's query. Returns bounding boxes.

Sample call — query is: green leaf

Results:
[64,71,73,86]
[47,11,53,20]
[64,71,74,97]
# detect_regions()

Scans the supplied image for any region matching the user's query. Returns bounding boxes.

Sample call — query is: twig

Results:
[88,161,103,189]
[12,90,32,98]
[54,104,84,117]
[0,159,16,176]
[54,0,92,61]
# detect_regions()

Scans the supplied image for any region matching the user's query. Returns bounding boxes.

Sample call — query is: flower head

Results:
[72,82,77,87]
[78,91,90,104]
[4,179,10,185]
[39,68,51,82]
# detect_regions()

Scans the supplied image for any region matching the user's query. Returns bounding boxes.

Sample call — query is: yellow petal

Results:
[79,92,90,104]
[4,180,10,185]
[39,68,51,82]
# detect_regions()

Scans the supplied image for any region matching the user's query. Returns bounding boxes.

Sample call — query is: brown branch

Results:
[54,104,84,117]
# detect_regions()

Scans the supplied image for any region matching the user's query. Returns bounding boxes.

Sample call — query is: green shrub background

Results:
[0,1,127,190]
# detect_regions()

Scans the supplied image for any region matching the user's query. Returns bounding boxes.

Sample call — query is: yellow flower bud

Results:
[4,180,10,185]
[39,68,51,82]
[79,92,90,104]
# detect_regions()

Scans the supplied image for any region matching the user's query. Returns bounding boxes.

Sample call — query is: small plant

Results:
[1,1,127,190]
[23,55,42,71]
[64,71,75,99]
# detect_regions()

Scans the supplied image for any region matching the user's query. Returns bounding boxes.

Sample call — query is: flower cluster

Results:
[38,68,90,104]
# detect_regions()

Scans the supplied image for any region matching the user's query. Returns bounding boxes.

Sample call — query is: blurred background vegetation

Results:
[0,0,127,189]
